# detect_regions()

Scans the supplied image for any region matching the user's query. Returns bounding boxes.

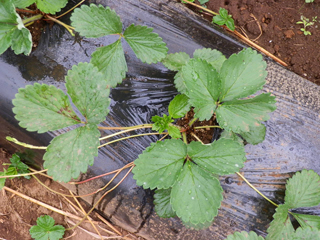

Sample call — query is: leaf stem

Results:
[188,118,198,127]
[68,162,134,185]
[236,172,278,208]
[15,8,37,14]
[0,169,47,179]
[182,132,188,144]
[99,133,164,148]
[98,124,153,130]
[99,125,153,141]
[6,136,47,150]
[194,125,222,129]
[182,1,218,15]
[55,0,86,19]
[22,14,43,25]
[45,15,75,36]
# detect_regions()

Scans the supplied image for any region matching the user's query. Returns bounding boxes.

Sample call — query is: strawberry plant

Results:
[6,2,318,238]
[225,170,320,239]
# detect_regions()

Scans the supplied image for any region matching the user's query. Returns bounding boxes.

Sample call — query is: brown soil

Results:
[0,148,141,240]
[176,109,219,144]
[191,0,320,85]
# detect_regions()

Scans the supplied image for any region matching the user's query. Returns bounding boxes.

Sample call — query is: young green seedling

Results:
[296,15,315,36]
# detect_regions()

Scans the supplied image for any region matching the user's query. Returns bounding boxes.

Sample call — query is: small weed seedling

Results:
[29,215,65,240]
[0,153,31,189]
[296,15,316,36]
[3,2,319,238]
[212,7,235,31]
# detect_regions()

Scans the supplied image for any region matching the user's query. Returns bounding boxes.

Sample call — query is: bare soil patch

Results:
[191,0,320,85]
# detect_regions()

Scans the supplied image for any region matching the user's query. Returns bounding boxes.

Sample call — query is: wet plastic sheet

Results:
[0,0,320,239]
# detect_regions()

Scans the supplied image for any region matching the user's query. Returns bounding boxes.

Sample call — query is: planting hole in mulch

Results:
[176,109,220,144]
[187,0,320,85]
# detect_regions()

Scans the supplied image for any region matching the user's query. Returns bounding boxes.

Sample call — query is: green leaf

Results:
[9,153,29,176]
[0,0,30,55]
[124,24,168,64]
[43,125,100,182]
[220,130,243,145]
[151,114,173,133]
[171,162,223,227]
[292,213,320,230]
[29,215,65,240]
[0,0,19,23]
[239,124,266,145]
[226,231,264,240]
[13,83,80,133]
[35,0,67,14]
[181,58,220,120]
[91,39,127,87]
[132,139,186,190]
[284,170,320,209]
[219,48,267,102]
[154,188,176,218]
[71,4,122,38]
[193,48,226,72]
[65,62,110,124]
[6,166,18,178]
[292,227,320,239]
[174,71,187,95]
[162,52,190,71]
[168,94,191,118]
[266,204,294,240]
[12,0,34,8]
[187,138,246,175]
[11,27,32,55]
[167,125,181,139]
[0,23,14,55]
[216,93,276,133]
[212,8,235,31]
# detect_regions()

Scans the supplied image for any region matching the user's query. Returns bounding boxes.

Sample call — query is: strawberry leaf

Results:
[91,39,127,87]
[181,58,221,120]
[187,138,246,175]
[266,204,294,240]
[216,93,276,133]
[219,48,267,102]
[71,4,122,38]
[13,83,80,133]
[0,0,31,55]
[225,231,264,240]
[154,188,176,218]
[284,170,320,208]
[35,0,67,14]
[65,62,111,124]
[171,162,223,227]
[162,52,190,71]
[193,48,226,72]
[12,0,34,8]
[124,24,168,64]
[43,125,100,182]
[168,94,191,119]
[292,213,320,230]
[132,139,186,190]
